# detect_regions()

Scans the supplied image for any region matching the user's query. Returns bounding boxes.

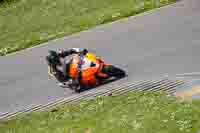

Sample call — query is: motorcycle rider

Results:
[46,48,104,87]
[46,48,88,86]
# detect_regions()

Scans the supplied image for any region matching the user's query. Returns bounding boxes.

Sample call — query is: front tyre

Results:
[68,80,81,93]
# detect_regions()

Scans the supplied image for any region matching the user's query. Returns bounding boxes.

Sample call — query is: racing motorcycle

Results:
[69,59,126,92]
[48,53,127,92]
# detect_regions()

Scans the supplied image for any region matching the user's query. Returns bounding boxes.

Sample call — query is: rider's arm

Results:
[58,49,78,57]
[58,48,88,57]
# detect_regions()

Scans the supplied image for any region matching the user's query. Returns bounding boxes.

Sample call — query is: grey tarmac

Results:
[0,0,200,115]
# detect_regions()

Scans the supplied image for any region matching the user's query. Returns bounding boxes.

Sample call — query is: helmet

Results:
[85,53,97,62]
[46,50,59,65]
[48,50,57,57]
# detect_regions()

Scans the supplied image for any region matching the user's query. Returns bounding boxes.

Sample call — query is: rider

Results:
[46,48,104,87]
[46,48,88,86]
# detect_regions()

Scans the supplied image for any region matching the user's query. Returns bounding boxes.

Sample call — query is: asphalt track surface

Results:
[0,0,200,116]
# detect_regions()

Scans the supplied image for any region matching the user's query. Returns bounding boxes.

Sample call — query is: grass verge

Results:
[0,91,199,133]
[0,0,177,56]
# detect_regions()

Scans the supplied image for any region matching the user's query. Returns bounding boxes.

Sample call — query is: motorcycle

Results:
[48,53,127,92]
[67,58,127,92]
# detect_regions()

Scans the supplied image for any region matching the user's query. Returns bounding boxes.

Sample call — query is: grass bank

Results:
[0,0,177,55]
[0,91,199,133]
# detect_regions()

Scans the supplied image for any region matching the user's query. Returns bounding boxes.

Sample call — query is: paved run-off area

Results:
[0,0,200,116]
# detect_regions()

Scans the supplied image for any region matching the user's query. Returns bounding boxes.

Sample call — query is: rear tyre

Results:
[102,65,126,78]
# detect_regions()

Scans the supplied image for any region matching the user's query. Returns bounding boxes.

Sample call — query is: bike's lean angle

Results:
[48,53,127,93]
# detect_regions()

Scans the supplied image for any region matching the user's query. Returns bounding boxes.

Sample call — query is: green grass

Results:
[0,91,199,133]
[0,0,177,55]
[191,100,200,133]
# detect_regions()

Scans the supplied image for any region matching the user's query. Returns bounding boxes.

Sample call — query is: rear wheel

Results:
[102,65,126,78]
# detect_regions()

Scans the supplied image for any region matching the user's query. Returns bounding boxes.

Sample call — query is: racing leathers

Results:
[47,48,89,86]
[47,48,108,87]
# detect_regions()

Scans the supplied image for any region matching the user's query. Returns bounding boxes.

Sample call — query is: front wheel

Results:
[102,65,126,78]
[68,80,81,93]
